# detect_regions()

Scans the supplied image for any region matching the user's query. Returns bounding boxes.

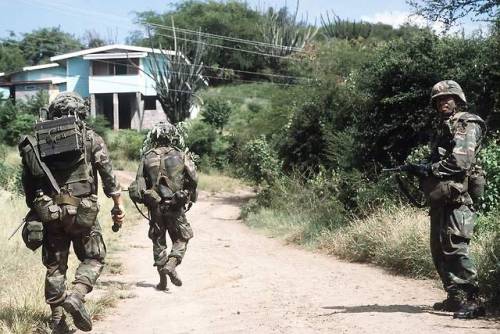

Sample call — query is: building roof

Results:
[23,63,59,71]
[51,44,176,62]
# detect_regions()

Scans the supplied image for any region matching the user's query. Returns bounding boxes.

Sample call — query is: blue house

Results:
[0,44,187,130]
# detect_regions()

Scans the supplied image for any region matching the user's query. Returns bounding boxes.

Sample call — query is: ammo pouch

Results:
[129,177,147,204]
[22,220,44,251]
[75,194,99,228]
[468,166,486,203]
[33,194,61,223]
[422,176,468,207]
[142,189,162,208]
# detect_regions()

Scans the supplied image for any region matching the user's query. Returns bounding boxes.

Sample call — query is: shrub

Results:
[87,115,111,137]
[107,130,145,162]
[201,98,232,132]
[478,133,500,213]
[238,136,280,184]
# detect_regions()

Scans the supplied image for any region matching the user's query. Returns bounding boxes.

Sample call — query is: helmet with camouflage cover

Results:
[144,121,185,151]
[48,92,89,120]
[430,80,467,107]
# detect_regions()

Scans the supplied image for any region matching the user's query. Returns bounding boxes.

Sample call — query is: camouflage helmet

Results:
[48,92,88,120]
[144,121,185,150]
[430,80,467,106]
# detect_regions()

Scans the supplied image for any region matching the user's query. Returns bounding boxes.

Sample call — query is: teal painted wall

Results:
[67,58,90,97]
[11,66,66,82]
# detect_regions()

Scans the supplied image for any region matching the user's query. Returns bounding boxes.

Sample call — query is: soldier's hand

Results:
[110,194,125,231]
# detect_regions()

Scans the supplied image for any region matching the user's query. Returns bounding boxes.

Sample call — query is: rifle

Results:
[382,163,430,208]
[8,218,26,240]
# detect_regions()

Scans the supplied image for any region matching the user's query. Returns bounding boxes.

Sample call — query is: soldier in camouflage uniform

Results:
[424,80,486,319]
[19,92,125,332]
[129,122,197,291]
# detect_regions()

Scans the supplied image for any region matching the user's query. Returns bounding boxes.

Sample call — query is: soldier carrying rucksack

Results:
[18,92,125,333]
[129,122,198,291]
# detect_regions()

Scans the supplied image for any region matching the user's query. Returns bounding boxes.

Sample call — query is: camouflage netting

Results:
[142,121,186,154]
[48,92,89,120]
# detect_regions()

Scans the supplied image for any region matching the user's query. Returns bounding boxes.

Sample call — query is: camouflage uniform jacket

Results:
[430,111,485,180]
[21,126,121,207]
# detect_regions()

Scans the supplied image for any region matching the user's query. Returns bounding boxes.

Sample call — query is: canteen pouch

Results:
[468,166,486,203]
[75,194,99,228]
[22,220,44,251]
[33,194,61,222]
[422,176,467,207]
[142,189,162,208]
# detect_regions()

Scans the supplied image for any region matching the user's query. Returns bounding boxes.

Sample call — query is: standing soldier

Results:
[129,122,198,291]
[18,92,125,332]
[423,80,486,319]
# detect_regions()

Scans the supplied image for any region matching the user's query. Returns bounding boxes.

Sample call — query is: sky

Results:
[0,0,486,43]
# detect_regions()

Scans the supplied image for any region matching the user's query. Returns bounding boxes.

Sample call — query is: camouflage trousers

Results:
[42,218,106,305]
[148,206,193,268]
[429,204,478,296]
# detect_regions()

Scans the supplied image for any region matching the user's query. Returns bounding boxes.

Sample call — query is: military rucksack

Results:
[19,115,92,196]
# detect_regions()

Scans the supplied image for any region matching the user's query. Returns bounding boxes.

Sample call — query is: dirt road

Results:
[85,189,499,334]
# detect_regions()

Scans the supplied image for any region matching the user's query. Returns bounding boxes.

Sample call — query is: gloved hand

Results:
[405,163,431,178]
[110,194,125,232]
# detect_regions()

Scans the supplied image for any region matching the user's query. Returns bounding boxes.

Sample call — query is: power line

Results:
[145,22,306,53]
[91,58,310,87]
[151,31,301,61]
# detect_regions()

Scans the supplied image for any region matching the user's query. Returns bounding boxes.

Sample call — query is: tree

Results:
[82,30,106,48]
[354,29,498,166]
[20,27,83,65]
[0,43,25,73]
[201,98,232,132]
[408,0,499,28]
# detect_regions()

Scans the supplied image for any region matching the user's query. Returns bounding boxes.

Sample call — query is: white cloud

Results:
[360,10,487,35]
[360,10,410,28]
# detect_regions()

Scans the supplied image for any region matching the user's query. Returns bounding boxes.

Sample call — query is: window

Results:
[92,58,139,76]
[144,96,156,110]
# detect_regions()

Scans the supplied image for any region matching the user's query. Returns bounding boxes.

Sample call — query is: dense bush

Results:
[0,99,36,146]
[107,130,146,161]
[355,30,499,166]
[87,115,111,137]
[201,98,233,132]
[478,133,500,213]
[237,136,280,184]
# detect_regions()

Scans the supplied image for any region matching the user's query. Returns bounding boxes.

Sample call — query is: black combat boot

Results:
[433,293,463,312]
[453,295,486,319]
[49,305,70,334]
[62,291,92,332]
[162,257,182,286]
[156,269,169,291]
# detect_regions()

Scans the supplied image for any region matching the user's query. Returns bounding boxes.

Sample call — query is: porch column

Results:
[113,93,119,130]
[90,94,96,118]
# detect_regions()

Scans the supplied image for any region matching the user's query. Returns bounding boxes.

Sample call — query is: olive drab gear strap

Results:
[27,136,61,194]
[395,175,427,208]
